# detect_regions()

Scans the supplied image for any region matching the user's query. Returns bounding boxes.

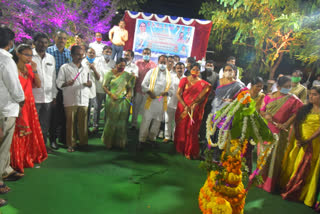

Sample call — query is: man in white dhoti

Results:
[138,55,172,149]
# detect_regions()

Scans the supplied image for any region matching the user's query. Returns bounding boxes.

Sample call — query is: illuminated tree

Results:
[200,0,320,79]
[0,0,116,42]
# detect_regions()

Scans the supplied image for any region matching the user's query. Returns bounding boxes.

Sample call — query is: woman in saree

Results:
[280,86,320,211]
[210,64,246,161]
[11,44,47,173]
[101,58,135,149]
[259,76,303,193]
[244,76,265,174]
[174,63,211,160]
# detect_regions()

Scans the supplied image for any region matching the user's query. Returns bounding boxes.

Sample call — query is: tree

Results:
[0,0,117,42]
[200,0,320,79]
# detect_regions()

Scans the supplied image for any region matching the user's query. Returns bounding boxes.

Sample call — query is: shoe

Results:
[3,171,24,182]
[0,198,7,207]
[50,140,59,150]
[0,183,10,194]
[67,147,75,153]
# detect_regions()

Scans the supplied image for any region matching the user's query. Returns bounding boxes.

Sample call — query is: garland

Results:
[206,93,251,148]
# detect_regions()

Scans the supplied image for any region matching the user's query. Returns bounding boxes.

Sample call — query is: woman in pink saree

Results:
[174,63,211,160]
[259,76,303,193]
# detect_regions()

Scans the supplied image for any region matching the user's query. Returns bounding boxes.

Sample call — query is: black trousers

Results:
[49,90,66,144]
[199,101,213,142]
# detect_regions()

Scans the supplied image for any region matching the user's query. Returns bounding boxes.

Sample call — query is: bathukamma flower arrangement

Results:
[199,90,278,214]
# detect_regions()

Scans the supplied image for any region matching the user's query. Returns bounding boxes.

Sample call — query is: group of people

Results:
[208,63,320,211]
[0,19,319,212]
[0,22,128,207]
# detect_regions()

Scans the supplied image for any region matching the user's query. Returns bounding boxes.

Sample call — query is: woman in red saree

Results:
[11,44,47,173]
[174,63,211,159]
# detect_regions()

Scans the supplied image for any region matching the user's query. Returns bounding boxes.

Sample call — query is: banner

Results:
[133,19,195,58]
[124,11,212,60]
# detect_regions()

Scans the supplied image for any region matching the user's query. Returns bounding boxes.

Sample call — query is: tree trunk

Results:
[269,52,284,80]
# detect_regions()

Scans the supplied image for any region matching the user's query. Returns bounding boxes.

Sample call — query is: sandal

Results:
[67,147,75,153]
[3,171,24,181]
[0,198,8,207]
[0,183,10,194]
[162,139,171,144]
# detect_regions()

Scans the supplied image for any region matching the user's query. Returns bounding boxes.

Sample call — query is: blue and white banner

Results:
[133,19,195,57]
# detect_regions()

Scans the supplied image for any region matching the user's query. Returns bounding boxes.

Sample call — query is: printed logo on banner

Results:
[133,19,195,57]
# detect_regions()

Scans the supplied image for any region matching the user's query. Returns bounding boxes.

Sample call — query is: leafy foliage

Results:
[200,0,320,79]
[0,0,117,42]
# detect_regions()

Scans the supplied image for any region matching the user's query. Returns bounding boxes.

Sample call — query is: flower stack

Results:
[199,140,247,214]
[199,90,277,214]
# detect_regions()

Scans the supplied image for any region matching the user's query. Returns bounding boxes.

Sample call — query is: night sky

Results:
[139,0,206,19]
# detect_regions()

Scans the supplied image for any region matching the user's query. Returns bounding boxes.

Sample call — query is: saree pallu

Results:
[174,78,210,158]
[10,65,47,173]
[101,71,135,149]
[280,113,320,208]
[211,81,245,114]
[259,94,303,192]
[290,83,307,104]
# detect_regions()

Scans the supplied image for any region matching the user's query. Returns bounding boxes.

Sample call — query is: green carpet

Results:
[0,127,317,214]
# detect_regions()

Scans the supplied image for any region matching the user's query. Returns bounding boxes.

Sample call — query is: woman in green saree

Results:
[102,58,135,149]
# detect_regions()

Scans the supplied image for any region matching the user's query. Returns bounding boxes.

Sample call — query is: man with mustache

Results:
[47,30,72,150]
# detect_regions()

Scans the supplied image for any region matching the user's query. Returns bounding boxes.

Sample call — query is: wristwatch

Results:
[33,70,38,74]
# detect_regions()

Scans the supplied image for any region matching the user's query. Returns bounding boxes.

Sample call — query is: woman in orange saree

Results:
[174,63,211,160]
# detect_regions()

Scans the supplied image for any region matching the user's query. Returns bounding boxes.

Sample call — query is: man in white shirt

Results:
[173,55,180,65]
[313,74,320,86]
[82,48,100,129]
[131,48,157,129]
[92,46,115,132]
[163,62,185,143]
[158,55,176,138]
[0,27,25,203]
[32,32,57,150]
[138,55,172,149]
[56,46,92,152]
[89,32,106,57]
[109,20,128,61]
[124,50,138,78]
[167,56,175,73]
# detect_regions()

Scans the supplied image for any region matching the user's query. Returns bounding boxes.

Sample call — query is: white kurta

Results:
[141,68,168,120]
[165,73,183,140]
[56,62,92,107]
[81,58,97,99]
[139,67,170,142]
